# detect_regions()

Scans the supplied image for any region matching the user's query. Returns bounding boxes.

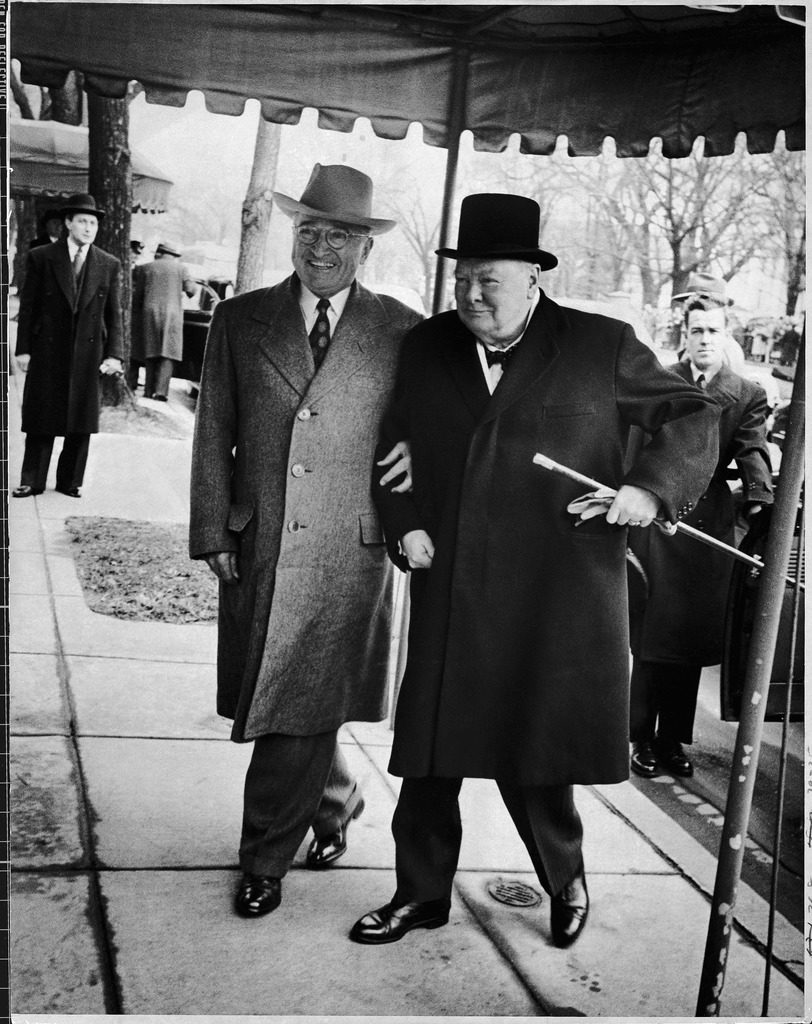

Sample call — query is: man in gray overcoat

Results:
[189,164,422,918]
[13,193,123,499]
[130,241,198,400]
[350,193,720,949]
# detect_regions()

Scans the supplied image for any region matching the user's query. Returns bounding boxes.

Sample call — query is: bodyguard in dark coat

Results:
[350,194,720,950]
[628,298,773,780]
[190,164,422,920]
[13,193,123,498]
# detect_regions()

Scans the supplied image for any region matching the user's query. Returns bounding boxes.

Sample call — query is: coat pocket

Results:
[359,512,384,545]
[227,503,254,533]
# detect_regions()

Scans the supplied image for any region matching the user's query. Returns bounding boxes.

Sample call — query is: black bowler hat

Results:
[436,193,557,270]
[59,193,105,220]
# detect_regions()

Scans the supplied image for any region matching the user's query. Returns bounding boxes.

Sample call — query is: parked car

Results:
[176,276,233,390]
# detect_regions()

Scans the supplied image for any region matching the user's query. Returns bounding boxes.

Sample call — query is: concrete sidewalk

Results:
[8,363,805,1019]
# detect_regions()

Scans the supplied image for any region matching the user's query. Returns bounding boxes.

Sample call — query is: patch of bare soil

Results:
[65,516,218,623]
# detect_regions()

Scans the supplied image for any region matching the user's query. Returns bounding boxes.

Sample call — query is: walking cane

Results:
[532,452,801,587]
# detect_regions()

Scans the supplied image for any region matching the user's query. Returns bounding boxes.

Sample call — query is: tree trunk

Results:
[88,92,134,405]
[785,222,805,315]
[235,116,282,295]
[48,71,83,125]
[12,197,38,296]
[10,66,35,119]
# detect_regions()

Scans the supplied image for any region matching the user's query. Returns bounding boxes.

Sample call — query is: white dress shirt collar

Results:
[67,237,87,261]
[689,361,720,386]
[299,282,351,333]
[477,290,541,394]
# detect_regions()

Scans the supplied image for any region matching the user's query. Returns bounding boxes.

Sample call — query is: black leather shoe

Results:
[12,485,43,498]
[655,737,693,777]
[55,486,81,498]
[306,797,365,869]
[349,899,450,944]
[234,873,281,918]
[630,740,659,778]
[551,868,589,948]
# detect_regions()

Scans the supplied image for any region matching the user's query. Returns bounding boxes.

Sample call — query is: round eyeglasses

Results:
[294,225,369,250]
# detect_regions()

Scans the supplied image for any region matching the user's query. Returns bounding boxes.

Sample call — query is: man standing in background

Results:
[13,193,123,499]
[130,241,198,400]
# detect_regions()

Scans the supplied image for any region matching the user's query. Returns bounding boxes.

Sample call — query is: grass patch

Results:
[65,516,218,623]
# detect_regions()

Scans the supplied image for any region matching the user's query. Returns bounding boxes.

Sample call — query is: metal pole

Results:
[432,47,469,315]
[696,341,805,1015]
[761,498,804,1014]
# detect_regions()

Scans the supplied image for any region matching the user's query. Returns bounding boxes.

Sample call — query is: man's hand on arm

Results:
[401,529,434,569]
[605,484,660,527]
[205,551,240,584]
[15,354,30,373]
[378,439,413,492]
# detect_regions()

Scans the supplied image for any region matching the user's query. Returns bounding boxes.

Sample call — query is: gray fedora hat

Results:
[273,163,396,236]
[672,272,730,305]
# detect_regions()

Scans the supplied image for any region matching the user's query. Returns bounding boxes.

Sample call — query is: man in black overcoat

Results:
[350,193,720,949]
[628,296,774,780]
[13,193,123,499]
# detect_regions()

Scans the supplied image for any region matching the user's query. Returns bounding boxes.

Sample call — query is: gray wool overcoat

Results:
[16,239,123,435]
[189,274,422,742]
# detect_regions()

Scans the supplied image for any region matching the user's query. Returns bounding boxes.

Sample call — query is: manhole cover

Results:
[487,878,542,907]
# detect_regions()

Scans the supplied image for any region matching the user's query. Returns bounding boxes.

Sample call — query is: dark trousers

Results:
[127,357,174,397]
[629,657,703,745]
[145,357,174,399]
[20,432,91,491]
[392,776,583,903]
[239,730,361,878]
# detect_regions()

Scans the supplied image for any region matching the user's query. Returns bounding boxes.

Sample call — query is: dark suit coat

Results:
[16,239,123,435]
[629,360,773,666]
[373,294,720,786]
[189,275,422,742]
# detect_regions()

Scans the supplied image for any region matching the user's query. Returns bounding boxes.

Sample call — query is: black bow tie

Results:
[484,344,517,367]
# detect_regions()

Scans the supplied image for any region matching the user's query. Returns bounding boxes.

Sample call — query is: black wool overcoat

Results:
[629,360,774,666]
[16,240,123,435]
[374,294,720,787]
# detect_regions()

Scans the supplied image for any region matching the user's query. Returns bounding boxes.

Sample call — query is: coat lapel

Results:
[304,282,388,405]
[250,276,314,397]
[78,245,103,310]
[437,315,492,422]
[477,292,561,425]
[52,240,75,309]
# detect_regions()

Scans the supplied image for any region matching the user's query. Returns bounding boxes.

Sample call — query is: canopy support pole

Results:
[696,337,805,1015]
[432,47,470,315]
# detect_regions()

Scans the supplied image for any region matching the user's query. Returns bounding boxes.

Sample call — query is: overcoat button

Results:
[297,408,311,421]
[287,520,300,533]
[291,464,305,477]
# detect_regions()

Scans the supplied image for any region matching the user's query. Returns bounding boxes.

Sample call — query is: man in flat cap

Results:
[13,193,123,499]
[190,164,422,919]
[130,241,198,400]
[351,192,720,949]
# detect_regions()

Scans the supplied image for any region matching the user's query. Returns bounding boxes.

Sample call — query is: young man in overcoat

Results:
[351,193,720,949]
[628,296,774,780]
[13,193,124,498]
[189,164,421,918]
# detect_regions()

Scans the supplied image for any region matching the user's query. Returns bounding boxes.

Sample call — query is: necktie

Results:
[309,298,331,370]
[73,246,86,280]
[696,373,707,390]
[484,344,517,368]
